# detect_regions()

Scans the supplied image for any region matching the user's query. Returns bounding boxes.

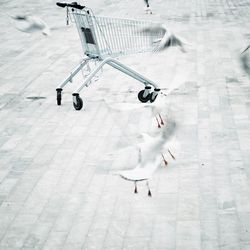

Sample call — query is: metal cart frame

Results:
[56,2,163,110]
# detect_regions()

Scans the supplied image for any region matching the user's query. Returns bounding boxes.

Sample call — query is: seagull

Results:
[12,15,51,36]
[137,127,177,166]
[141,24,188,52]
[240,45,250,76]
[116,133,179,196]
[115,119,178,196]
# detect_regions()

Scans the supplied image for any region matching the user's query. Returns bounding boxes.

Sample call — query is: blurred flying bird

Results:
[136,129,177,167]
[142,24,187,52]
[117,132,178,196]
[12,15,51,36]
[105,93,178,196]
[115,118,178,196]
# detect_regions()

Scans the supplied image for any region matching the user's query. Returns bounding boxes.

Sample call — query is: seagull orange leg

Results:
[158,113,164,125]
[161,153,168,166]
[155,116,161,128]
[168,149,176,160]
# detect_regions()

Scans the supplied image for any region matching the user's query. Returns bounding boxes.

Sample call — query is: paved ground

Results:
[1,0,250,249]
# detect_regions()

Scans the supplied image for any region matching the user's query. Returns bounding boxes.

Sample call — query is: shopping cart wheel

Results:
[72,93,83,110]
[138,86,151,103]
[56,88,62,105]
[150,88,160,103]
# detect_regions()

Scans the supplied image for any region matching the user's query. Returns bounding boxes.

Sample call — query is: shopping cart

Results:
[56,2,164,110]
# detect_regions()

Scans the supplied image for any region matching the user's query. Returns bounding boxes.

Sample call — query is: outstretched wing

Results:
[141,24,187,52]
[117,158,160,181]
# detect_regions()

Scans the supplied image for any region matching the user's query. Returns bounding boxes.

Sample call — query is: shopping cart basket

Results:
[56,2,164,110]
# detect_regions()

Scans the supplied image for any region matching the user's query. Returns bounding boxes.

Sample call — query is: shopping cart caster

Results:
[56,88,62,105]
[150,88,160,103]
[138,86,152,103]
[72,93,83,110]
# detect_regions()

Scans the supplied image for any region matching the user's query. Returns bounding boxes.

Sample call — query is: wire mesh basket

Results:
[56,2,163,110]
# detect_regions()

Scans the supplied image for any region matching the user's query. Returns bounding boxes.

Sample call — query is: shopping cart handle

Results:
[56,2,85,10]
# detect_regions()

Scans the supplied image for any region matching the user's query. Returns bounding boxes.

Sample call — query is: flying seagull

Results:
[116,119,178,196]
[141,24,188,52]
[104,96,178,196]
[12,15,51,36]
[117,133,178,196]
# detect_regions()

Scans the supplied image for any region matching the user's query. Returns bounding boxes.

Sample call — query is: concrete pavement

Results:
[0,0,250,249]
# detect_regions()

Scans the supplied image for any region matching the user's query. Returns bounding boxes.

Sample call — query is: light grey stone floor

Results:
[1,0,250,249]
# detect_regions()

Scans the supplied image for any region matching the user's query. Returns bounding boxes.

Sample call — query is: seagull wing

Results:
[119,168,150,181]
[118,158,160,181]
[154,30,186,52]
[141,24,188,52]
